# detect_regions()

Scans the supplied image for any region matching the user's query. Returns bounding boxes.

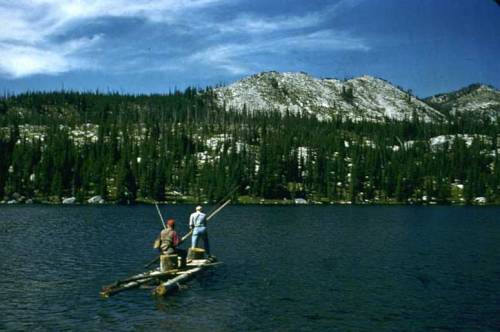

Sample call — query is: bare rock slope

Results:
[426,84,500,119]
[214,71,444,122]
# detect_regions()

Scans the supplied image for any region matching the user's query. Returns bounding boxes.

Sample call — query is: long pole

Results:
[207,198,231,221]
[156,184,236,231]
[144,203,167,268]
[146,194,235,267]
[180,198,232,243]
[155,202,167,230]
[206,184,240,216]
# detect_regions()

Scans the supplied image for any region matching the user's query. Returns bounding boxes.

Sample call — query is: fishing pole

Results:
[146,186,247,267]
[154,202,167,230]
[145,203,167,268]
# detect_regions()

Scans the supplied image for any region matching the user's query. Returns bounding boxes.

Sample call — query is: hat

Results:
[167,219,175,227]
[196,205,202,211]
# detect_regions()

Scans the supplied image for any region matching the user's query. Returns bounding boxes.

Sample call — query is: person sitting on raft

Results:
[159,219,187,266]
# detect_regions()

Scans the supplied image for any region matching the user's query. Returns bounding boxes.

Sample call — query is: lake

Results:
[0,205,499,331]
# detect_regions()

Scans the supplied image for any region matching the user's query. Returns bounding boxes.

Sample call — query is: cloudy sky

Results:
[0,0,499,96]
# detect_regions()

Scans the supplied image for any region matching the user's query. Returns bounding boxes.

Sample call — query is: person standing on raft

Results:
[159,219,187,265]
[189,205,211,256]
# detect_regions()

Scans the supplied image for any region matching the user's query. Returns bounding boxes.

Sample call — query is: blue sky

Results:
[0,0,498,97]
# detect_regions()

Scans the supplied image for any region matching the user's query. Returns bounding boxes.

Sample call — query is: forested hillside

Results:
[0,87,498,204]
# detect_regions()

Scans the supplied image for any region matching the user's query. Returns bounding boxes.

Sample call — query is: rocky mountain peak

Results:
[426,83,500,118]
[214,71,443,122]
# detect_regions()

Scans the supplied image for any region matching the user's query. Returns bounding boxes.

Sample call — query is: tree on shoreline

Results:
[0,89,498,204]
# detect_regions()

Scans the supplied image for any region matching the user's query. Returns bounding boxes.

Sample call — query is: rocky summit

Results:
[214,71,499,122]
[213,71,444,122]
[425,84,500,119]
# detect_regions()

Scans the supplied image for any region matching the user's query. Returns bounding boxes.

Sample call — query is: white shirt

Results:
[189,211,206,228]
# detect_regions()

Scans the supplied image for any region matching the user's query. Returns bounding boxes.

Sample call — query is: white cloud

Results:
[278,30,370,51]
[189,29,369,75]
[219,13,322,34]
[0,0,227,77]
[0,0,369,78]
[51,0,226,22]
[0,36,101,78]
[190,45,251,75]
[218,0,364,35]
[186,0,369,75]
[0,45,74,77]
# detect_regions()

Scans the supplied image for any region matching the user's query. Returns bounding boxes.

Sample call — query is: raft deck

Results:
[100,257,219,298]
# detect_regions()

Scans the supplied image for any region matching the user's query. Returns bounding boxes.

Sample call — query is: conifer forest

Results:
[0,88,498,204]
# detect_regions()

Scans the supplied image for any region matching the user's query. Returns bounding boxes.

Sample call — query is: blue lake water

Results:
[0,205,499,331]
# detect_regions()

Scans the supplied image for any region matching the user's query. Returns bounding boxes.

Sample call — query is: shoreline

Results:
[1,198,496,207]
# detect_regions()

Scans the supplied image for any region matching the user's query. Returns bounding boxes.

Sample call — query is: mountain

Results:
[213,71,444,122]
[425,84,500,119]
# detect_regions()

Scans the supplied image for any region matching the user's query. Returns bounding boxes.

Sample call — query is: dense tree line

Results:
[0,89,498,204]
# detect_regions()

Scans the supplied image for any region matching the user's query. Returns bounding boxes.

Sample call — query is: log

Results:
[153,265,203,296]
[100,270,176,298]
[101,277,156,297]
[188,248,205,260]
[153,258,221,297]
[102,270,176,290]
[160,254,178,272]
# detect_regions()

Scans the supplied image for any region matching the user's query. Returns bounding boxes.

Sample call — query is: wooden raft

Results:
[100,257,220,298]
[100,269,177,297]
[153,258,218,297]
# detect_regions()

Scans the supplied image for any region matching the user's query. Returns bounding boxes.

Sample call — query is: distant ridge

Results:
[425,83,500,118]
[213,71,499,122]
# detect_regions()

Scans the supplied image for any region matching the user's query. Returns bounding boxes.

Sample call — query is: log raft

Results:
[153,258,217,297]
[101,255,219,298]
[100,269,176,297]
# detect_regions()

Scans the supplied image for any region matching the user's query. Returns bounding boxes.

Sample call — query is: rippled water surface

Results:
[0,205,499,331]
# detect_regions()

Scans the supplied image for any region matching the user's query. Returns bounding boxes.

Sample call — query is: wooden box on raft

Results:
[160,254,178,271]
[188,248,205,260]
